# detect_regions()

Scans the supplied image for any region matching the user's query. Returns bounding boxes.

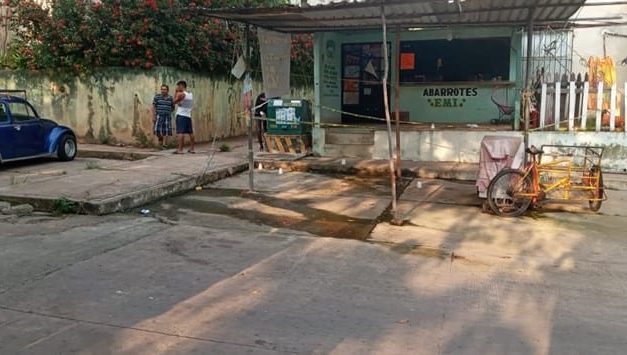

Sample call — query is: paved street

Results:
[2,171,627,354]
[4,0,627,353]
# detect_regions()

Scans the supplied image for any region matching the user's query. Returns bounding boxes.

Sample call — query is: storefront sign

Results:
[323,63,340,96]
[423,87,479,108]
[323,40,340,97]
[423,88,478,97]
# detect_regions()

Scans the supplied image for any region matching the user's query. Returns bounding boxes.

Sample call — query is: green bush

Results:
[53,198,80,214]
[5,0,313,85]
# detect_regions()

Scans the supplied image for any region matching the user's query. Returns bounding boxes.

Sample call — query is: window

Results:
[8,102,36,122]
[399,37,511,83]
[521,29,573,85]
[0,104,8,123]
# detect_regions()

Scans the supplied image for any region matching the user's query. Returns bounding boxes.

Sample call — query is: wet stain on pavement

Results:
[151,188,379,240]
[366,240,450,259]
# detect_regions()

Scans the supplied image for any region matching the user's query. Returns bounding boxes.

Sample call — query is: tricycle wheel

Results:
[588,169,604,212]
[57,134,77,161]
[487,169,533,217]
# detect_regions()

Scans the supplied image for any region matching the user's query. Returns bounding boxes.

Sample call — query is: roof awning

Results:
[197,0,624,33]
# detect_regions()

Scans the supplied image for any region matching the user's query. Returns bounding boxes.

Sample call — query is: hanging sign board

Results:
[258,29,291,98]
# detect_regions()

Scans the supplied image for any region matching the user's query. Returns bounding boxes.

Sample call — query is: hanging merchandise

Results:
[587,56,617,111]
[599,56,616,86]
[587,56,599,86]
[588,56,616,86]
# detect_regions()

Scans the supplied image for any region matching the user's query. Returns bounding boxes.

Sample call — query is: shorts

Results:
[176,115,193,134]
[154,114,172,136]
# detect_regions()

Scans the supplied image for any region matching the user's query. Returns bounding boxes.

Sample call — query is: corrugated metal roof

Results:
[201,0,589,32]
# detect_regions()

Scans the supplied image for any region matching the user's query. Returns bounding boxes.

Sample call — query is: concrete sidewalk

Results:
[0,138,249,215]
[3,137,624,216]
[255,155,627,190]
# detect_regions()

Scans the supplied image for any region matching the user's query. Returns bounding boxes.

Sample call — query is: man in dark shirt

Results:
[152,85,174,148]
[255,92,268,151]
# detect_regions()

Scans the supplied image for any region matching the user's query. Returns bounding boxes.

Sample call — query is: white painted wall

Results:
[376,131,510,162]
[323,129,627,172]
[572,1,627,83]
[528,132,627,172]
[372,130,522,163]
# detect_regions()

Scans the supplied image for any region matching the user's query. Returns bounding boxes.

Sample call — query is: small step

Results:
[324,144,374,159]
[325,129,375,145]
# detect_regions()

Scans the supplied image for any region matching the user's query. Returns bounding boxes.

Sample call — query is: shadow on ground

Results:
[1,173,626,353]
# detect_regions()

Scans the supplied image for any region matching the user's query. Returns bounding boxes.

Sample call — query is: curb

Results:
[0,163,248,215]
[78,149,157,161]
[255,158,627,190]
[255,159,478,181]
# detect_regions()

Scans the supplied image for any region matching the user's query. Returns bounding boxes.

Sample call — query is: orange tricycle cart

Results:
[486,145,607,217]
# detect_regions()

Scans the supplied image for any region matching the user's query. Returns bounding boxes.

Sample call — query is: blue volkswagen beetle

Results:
[0,91,77,163]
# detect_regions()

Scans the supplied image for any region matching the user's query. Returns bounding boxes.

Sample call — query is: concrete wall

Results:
[527,132,627,172]
[312,128,627,172]
[368,130,627,172]
[0,68,313,146]
[372,130,522,163]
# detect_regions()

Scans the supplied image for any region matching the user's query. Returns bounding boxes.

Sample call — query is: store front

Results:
[204,0,620,163]
[315,27,523,127]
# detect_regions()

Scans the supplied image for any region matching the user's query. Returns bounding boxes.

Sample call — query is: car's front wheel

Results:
[58,134,77,161]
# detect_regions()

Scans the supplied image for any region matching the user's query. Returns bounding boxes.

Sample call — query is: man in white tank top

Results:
[174,80,195,154]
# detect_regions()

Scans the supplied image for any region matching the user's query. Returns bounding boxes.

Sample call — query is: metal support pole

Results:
[523,16,534,160]
[245,24,254,191]
[381,7,399,223]
[394,26,401,180]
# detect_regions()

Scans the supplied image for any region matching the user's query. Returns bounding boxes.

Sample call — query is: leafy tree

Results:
[7,0,313,85]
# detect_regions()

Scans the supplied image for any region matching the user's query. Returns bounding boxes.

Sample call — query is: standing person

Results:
[152,84,174,149]
[254,92,268,151]
[173,80,195,154]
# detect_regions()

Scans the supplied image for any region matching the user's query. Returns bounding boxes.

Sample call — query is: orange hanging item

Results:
[600,56,616,86]
[587,56,616,111]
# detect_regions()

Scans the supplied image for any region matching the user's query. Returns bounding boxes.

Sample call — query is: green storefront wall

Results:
[313,27,524,127]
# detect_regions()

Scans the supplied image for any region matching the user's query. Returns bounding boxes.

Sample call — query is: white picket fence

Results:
[535,80,626,132]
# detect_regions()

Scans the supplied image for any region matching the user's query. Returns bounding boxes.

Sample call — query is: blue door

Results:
[7,101,45,158]
[0,103,14,160]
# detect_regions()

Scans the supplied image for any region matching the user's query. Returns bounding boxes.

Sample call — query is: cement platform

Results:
[0,141,248,215]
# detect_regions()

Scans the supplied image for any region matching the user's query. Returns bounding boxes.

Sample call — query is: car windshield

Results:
[8,101,37,122]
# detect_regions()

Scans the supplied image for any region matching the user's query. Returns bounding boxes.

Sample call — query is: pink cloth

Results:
[476,136,524,197]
